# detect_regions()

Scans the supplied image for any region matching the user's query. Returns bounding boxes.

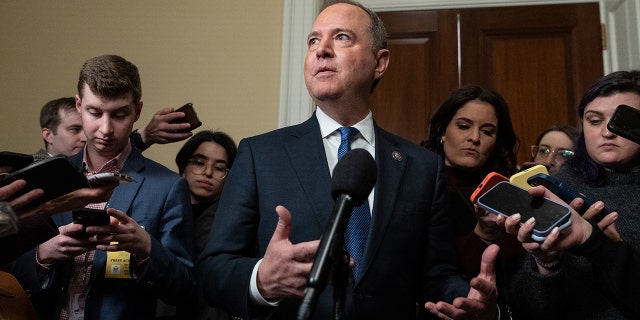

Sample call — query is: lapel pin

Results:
[391,151,403,162]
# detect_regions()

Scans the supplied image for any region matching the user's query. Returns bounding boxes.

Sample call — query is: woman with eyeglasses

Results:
[175,130,237,252]
[174,130,236,320]
[522,125,579,174]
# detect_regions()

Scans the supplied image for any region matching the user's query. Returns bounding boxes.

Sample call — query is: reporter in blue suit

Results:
[196,1,498,319]
[6,55,195,319]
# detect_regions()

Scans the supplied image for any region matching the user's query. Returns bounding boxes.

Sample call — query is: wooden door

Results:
[372,9,459,144]
[373,3,604,164]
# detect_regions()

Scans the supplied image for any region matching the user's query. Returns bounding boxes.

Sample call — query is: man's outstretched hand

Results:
[425,244,499,320]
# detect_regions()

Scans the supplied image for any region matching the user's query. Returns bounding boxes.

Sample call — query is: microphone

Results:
[297,148,377,320]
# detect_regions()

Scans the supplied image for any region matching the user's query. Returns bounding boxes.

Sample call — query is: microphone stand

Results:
[332,251,350,320]
[297,194,353,320]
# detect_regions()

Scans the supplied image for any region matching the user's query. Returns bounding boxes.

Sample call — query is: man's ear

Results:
[42,127,54,144]
[374,49,390,80]
[134,101,143,122]
[75,95,82,113]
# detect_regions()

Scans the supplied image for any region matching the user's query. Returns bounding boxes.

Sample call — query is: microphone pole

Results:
[297,149,377,320]
[296,193,354,320]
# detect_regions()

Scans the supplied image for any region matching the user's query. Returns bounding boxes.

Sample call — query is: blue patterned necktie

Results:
[337,127,371,281]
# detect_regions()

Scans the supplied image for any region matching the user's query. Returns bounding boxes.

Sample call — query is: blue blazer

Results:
[196,115,469,319]
[7,148,195,320]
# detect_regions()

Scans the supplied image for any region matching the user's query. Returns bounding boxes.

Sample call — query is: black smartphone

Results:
[527,173,608,222]
[607,104,640,144]
[477,181,572,242]
[170,103,202,132]
[0,156,89,209]
[0,151,34,172]
[72,208,110,227]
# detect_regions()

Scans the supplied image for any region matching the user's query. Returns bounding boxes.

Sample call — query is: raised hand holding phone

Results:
[477,181,572,242]
[527,173,610,222]
[170,103,202,132]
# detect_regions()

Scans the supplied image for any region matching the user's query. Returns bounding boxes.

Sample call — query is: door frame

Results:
[278,0,636,127]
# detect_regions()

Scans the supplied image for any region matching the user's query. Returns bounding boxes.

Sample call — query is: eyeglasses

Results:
[530,145,574,161]
[186,158,229,181]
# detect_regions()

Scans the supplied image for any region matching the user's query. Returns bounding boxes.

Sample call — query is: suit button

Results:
[353,292,364,303]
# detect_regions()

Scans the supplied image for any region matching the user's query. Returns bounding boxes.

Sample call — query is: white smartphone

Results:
[87,172,134,183]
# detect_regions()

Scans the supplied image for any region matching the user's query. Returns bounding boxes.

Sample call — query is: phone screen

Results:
[608,104,640,144]
[72,208,110,226]
[477,181,571,235]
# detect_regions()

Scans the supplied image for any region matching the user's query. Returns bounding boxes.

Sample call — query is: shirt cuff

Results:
[249,259,280,307]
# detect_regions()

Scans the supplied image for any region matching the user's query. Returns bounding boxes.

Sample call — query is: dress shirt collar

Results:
[315,107,375,147]
[82,142,132,174]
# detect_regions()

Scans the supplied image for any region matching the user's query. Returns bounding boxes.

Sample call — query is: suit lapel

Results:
[77,149,146,283]
[106,149,145,215]
[284,116,334,231]
[359,126,407,283]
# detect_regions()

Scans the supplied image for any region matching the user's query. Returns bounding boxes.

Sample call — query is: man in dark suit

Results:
[6,55,195,319]
[196,1,498,319]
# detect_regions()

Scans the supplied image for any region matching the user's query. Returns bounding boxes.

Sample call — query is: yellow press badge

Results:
[105,242,131,279]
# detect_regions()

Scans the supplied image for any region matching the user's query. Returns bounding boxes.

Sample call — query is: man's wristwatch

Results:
[130,129,149,151]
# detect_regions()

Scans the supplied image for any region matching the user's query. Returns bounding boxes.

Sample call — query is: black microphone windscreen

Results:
[331,149,377,206]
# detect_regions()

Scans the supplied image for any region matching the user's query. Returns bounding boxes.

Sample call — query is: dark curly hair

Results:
[421,86,519,176]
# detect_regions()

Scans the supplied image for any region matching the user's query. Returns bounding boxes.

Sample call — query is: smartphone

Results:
[87,172,133,183]
[510,164,549,190]
[470,172,509,204]
[0,156,89,209]
[0,151,34,172]
[477,181,572,242]
[73,208,110,226]
[527,173,608,222]
[170,102,202,132]
[607,104,640,144]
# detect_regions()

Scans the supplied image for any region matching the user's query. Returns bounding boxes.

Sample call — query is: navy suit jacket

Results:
[6,148,196,319]
[196,115,469,319]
